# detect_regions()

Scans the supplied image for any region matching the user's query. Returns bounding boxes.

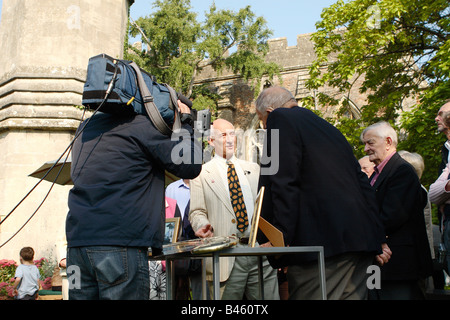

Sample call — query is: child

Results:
[13,247,40,300]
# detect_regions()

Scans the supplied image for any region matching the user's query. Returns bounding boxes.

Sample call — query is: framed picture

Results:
[164,217,181,244]
[248,186,285,248]
[249,187,265,248]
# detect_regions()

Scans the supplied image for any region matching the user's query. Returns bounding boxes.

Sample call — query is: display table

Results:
[150,246,326,300]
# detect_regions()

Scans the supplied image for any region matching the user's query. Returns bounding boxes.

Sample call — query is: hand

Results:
[445,180,450,192]
[259,242,273,248]
[177,100,191,114]
[195,224,214,238]
[375,243,392,266]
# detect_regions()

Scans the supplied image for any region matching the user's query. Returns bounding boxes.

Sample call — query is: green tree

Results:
[306,0,450,188]
[125,0,281,113]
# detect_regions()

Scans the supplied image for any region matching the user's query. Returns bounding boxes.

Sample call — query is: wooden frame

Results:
[248,186,285,248]
[164,217,181,244]
[249,187,264,247]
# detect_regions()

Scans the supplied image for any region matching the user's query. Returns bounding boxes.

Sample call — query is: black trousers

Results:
[368,280,425,300]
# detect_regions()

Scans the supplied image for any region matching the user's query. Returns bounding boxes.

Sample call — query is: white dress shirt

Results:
[211,155,255,225]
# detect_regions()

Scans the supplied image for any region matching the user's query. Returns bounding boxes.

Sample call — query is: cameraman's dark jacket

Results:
[66,112,202,250]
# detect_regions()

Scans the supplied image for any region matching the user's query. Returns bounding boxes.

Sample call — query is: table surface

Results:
[150,245,324,260]
[155,245,327,300]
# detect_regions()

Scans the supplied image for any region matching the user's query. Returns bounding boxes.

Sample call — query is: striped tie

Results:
[227,161,248,232]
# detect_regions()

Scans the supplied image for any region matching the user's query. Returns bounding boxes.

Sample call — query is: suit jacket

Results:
[189,156,260,282]
[370,152,433,280]
[176,200,195,241]
[257,107,385,268]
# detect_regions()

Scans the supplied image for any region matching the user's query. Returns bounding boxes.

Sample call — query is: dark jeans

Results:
[67,246,149,300]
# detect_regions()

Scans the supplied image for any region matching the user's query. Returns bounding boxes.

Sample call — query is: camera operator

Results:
[65,100,202,300]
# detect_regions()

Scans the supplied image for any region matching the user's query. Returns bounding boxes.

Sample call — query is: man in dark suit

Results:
[255,86,390,300]
[361,121,433,299]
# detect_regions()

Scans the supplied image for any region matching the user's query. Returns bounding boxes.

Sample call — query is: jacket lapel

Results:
[372,152,400,190]
[203,162,235,216]
[237,160,258,199]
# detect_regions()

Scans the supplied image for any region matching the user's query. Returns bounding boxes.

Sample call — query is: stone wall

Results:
[194,33,417,132]
[194,34,330,131]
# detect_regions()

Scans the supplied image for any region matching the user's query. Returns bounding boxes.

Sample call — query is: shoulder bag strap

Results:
[164,84,182,132]
[129,61,172,136]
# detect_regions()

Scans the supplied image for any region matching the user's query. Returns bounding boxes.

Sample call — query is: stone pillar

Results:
[0,0,133,260]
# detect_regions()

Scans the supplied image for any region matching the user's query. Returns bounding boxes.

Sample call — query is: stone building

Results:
[194,34,371,162]
[195,33,417,162]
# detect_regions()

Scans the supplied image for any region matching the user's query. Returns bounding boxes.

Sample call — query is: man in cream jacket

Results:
[189,119,279,300]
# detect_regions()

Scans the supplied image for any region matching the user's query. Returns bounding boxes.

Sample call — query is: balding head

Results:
[212,119,234,132]
[255,86,297,128]
[209,119,236,159]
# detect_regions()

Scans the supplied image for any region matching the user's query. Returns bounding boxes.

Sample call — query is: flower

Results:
[0,260,17,284]
[40,277,52,290]
[33,257,46,269]
[0,281,15,299]
[0,255,57,299]
[0,259,17,268]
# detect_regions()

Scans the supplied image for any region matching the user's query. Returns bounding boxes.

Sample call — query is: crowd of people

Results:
[60,85,449,300]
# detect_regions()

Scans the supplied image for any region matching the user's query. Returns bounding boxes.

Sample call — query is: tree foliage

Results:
[306,0,450,188]
[125,0,281,113]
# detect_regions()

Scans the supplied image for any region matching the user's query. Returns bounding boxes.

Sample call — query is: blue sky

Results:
[0,0,337,47]
[130,0,337,46]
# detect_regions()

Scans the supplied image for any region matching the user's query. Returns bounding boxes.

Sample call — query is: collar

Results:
[374,151,396,175]
[445,140,450,151]
[176,179,189,189]
[213,154,236,164]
